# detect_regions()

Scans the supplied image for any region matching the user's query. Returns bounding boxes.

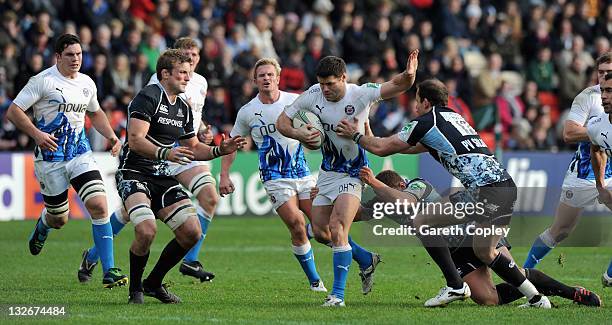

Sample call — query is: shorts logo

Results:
[39,182,45,190]
[339,183,357,193]
[269,195,277,204]
[565,190,573,199]
[82,88,90,97]
[344,105,355,115]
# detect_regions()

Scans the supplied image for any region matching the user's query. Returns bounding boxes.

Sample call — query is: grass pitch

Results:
[0,217,610,324]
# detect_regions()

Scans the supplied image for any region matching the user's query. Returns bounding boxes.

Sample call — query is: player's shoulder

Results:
[28,66,56,85]
[190,72,208,87]
[574,85,601,105]
[76,72,96,87]
[303,84,322,97]
[138,84,163,101]
[279,90,300,103]
[238,95,259,113]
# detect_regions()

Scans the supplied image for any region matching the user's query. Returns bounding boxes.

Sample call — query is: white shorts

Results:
[167,160,211,176]
[264,176,316,211]
[34,152,101,196]
[560,171,612,208]
[312,170,363,206]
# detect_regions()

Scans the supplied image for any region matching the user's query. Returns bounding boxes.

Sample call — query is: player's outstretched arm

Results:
[336,117,412,156]
[87,109,121,156]
[182,134,247,162]
[219,151,237,197]
[379,49,419,100]
[128,117,194,164]
[359,167,417,204]
[6,103,58,152]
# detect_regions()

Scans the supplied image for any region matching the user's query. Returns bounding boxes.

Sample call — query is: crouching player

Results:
[355,167,601,307]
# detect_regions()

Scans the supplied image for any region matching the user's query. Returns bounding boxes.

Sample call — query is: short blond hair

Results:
[253,57,281,79]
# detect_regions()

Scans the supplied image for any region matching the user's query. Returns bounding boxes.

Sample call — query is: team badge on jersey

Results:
[82,88,90,98]
[177,107,184,118]
[345,105,355,115]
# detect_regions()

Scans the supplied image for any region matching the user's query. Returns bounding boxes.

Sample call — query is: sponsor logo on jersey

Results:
[345,105,355,115]
[159,104,169,115]
[400,121,418,139]
[157,116,183,127]
[366,82,381,89]
[58,103,89,113]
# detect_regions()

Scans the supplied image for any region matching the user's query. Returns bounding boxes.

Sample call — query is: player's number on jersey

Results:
[440,112,477,136]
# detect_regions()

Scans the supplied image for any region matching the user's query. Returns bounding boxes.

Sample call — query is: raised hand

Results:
[219,134,247,155]
[406,49,419,76]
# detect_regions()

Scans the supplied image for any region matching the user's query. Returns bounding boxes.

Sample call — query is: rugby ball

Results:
[292,111,325,150]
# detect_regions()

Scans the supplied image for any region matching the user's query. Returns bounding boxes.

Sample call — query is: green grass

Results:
[0,217,611,324]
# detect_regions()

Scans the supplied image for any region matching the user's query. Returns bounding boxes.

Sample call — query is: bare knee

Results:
[46,213,68,229]
[177,226,202,248]
[312,225,331,244]
[86,201,108,219]
[472,295,499,306]
[198,192,219,215]
[135,223,157,250]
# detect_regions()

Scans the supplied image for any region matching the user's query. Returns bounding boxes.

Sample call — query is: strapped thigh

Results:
[70,170,106,203]
[42,190,70,217]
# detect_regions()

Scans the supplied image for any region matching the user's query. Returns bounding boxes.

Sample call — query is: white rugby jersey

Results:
[231,91,310,182]
[149,71,208,131]
[13,65,100,162]
[587,112,612,156]
[565,85,612,180]
[284,82,381,177]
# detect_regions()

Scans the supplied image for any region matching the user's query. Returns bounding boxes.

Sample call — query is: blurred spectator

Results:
[0,11,25,51]
[558,55,587,110]
[0,44,18,98]
[341,14,373,67]
[527,47,556,92]
[204,86,233,134]
[130,54,152,94]
[86,53,114,103]
[14,53,44,94]
[110,54,132,97]
[246,13,278,59]
[279,49,306,92]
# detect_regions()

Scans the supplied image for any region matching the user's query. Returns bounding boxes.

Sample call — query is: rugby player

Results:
[79,37,217,283]
[586,72,612,287]
[524,53,612,269]
[116,49,245,304]
[219,57,327,292]
[6,34,128,288]
[276,50,419,307]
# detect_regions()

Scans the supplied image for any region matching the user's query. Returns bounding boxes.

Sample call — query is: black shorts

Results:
[115,170,190,214]
[449,178,517,226]
[450,237,512,278]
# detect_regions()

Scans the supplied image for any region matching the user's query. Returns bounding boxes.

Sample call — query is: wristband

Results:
[212,146,222,158]
[156,147,170,160]
[352,132,364,144]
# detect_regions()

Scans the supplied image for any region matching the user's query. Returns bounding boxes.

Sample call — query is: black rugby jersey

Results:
[398,106,510,188]
[118,83,195,176]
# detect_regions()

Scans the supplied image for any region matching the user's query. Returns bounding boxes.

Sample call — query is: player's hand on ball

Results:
[336,118,359,138]
[168,146,195,165]
[359,166,376,185]
[220,134,247,155]
[109,136,121,157]
[309,187,320,201]
[296,125,321,147]
[198,124,214,144]
[219,175,235,197]
[34,130,58,152]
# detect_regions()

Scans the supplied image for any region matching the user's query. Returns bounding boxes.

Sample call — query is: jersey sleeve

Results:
[86,85,101,112]
[179,103,196,140]
[284,88,315,119]
[397,117,430,145]
[127,92,157,122]
[359,83,382,104]
[12,76,43,111]
[566,90,591,125]
[586,118,600,146]
[230,107,250,137]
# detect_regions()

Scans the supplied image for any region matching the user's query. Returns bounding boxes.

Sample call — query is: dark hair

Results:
[375,170,404,189]
[417,79,448,107]
[54,34,81,54]
[316,56,347,78]
[606,72,612,81]
[596,52,612,68]
[173,37,199,50]
[156,49,192,80]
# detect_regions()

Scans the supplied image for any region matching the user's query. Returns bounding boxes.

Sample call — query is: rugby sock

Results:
[489,252,538,300]
[129,250,149,292]
[36,210,51,234]
[292,242,321,283]
[91,217,114,273]
[496,269,576,304]
[146,238,190,288]
[183,208,211,263]
[87,210,126,263]
[417,233,464,289]
[331,245,352,300]
[523,230,555,268]
[607,260,612,278]
[348,236,373,269]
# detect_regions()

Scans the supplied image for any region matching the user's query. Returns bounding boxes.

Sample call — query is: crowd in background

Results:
[0,0,611,152]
